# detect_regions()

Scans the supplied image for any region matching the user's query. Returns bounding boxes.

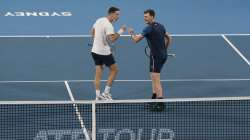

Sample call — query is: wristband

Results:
[117,28,125,35]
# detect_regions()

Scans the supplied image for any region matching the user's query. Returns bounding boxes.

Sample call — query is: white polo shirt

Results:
[91,17,115,55]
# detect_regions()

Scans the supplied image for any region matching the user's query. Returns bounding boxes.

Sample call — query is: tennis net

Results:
[0,97,250,140]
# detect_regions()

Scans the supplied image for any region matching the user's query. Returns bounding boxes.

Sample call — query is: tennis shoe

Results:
[95,94,107,100]
[102,93,113,100]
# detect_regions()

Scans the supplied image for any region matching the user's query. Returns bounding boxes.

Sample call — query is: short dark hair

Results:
[108,6,120,14]
[144,9,155,17]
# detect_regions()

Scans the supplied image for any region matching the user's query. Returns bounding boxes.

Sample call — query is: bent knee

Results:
[110,65,119,73]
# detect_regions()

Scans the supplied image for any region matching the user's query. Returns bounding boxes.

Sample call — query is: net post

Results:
[92,101,96,140]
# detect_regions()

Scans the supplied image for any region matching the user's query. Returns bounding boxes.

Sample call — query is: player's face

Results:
[111,11,120,22]
[144,13,154,24]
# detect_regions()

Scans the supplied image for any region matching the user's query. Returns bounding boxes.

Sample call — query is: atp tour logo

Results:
[34,128,175,140]
[1,11,72,17]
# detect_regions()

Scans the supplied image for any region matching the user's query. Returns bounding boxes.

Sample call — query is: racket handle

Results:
[168,53,176,57]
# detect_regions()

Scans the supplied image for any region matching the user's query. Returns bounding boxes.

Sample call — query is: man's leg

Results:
[151,72,163,98]
[103,64,118,98]
[149,72,165,112]
[94,65,104,99]
[149,57,166,111]
[150,56,158,99]
[106,64,118,87]
[150,73,157,99]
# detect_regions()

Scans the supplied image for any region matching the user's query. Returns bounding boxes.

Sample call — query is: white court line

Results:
[64,81,90,140]
[0,33,250,38]
[0,78,249,83]
[222,35,250,66]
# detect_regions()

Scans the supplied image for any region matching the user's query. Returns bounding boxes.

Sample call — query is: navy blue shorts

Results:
[150,55,167,73]
[91,52,115,67]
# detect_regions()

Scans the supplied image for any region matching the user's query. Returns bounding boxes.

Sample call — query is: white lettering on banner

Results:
[34,131,47,140]
[62,12,72,16]
[98,129,116,140]
[151,129,157,140]
[51,12,61,16]
[4,12,15,16]
[3,12,72,17]
[35,129,86,140]
[157,129,175,140]
[114,129,136,140]
[34,128,175,140]
[15,12,25,16]
[26,12,38,16]
[38,12,50,16]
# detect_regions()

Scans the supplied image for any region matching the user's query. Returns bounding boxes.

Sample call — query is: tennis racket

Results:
[144,46,176,58]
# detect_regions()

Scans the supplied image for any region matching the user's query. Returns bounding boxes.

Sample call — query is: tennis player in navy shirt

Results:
[128,9,172,99]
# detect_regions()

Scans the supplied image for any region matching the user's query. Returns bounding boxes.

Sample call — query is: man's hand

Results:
[108,25,127,43]
[128,27,135,35]
[127,27,144,43]
[117,25,126,35]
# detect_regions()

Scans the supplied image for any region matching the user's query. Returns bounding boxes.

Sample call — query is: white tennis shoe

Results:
[95,94,107,100]
[102,93,113,100]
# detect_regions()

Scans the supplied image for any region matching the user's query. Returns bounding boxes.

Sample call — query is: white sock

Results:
[104,86,111,94]
[96,90,100,96]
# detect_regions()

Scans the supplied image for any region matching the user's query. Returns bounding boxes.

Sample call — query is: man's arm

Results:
[107,33,121,43]
[107,25,126,43]
[128,28,144,43]
[131,34,144,43]
[165,32,172,48]
[90,28,95,38]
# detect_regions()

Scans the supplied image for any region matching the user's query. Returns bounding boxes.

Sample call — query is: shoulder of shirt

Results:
[96,17,109,23]
[154,22,166,30]
[158,22,165,28]
[153,22,162,26]
[100,17,112,24]
[144,25,151,29]
[96,17,105,22]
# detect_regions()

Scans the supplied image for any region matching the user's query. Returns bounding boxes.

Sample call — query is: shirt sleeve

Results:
[141,26,152,37]
[92,20,97,28]
[105,23,115,35]
[163,26,166,34]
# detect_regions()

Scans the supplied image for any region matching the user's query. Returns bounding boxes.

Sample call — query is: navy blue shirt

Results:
[142,22,167,58]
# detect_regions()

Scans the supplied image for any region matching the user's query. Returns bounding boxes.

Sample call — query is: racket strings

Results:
[144,46,176,58]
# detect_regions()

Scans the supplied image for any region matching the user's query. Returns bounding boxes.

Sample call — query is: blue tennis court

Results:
[0,35,249,101]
